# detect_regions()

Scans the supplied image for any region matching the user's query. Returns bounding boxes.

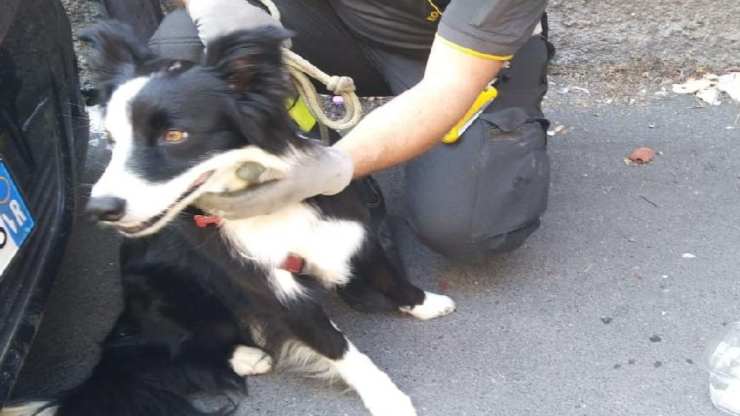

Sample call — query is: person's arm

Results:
[196,41,502,218]
[190,0,545,219]
[335,38,505,178]
[336,0,547,178]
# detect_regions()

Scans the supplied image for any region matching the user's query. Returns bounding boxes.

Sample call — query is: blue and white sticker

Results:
[0,162,35,276]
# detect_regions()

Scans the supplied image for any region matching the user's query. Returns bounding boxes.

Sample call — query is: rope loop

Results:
[259,0,363,138]
[326,76,356,95]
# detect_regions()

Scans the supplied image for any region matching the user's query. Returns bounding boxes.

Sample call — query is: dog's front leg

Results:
[334,342,417,416]
[283,300,417,416]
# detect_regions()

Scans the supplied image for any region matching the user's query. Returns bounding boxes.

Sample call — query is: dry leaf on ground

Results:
[626,147,656,165]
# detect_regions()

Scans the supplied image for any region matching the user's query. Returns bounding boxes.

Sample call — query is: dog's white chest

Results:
[220,203,366,289]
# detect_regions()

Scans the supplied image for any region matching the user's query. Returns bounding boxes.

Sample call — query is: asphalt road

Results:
[13,95,740,416]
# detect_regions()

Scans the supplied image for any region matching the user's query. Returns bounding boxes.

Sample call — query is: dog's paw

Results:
[230,345,273,376]
[364,389,417,416]
[399,291,456,320]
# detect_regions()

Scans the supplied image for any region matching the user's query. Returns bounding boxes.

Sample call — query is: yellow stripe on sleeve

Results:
[436,35,513,61]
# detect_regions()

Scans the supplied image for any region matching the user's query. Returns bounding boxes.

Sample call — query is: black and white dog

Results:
[2,22,455,416]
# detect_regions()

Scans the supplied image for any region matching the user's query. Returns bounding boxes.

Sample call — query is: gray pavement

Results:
[229,96,740,415]
[14,95,740,416]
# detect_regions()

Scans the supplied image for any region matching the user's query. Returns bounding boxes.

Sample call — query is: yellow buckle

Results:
[442,85,498,144]
[287,95,317,132]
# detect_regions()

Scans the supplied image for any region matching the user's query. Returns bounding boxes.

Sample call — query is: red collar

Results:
[193,215,306,274]
[193,214,223,228]
[280,253,306,274]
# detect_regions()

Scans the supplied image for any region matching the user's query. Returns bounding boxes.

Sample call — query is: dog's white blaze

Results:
[221,203,365,301]
[104,76,150,145]
[93,77,151,202]
[333,343,416,416]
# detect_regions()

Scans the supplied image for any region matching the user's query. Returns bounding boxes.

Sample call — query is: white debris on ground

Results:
[710,378,740,416]
[697,88,722,106]
[547,124,567,136]
[719,73,740,102]
[672,73,740,105]
[555,85,591,96]
[708,341,740,416]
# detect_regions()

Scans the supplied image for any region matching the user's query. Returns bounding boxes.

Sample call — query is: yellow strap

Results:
[436,35,513,62]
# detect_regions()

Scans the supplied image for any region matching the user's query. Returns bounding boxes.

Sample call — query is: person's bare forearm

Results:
[336,39,505,178]
[335,84,460,177]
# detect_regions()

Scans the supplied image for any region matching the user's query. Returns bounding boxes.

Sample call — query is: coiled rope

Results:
[259,0,363,136]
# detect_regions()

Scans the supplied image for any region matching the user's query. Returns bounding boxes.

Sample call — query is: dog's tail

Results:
[3,339,243,416]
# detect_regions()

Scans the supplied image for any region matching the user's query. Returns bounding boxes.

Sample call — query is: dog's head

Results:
[83,22,297,237]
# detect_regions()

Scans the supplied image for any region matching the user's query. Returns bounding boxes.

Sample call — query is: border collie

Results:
[2,22,455,416]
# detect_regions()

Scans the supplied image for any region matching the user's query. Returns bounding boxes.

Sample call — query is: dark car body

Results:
[0,0,88,404]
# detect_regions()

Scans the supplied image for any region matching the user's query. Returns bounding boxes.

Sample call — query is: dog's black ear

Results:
[204,26,292,94]
[80,21,154,89]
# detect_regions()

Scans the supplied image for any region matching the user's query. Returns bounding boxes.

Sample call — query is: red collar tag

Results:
[280,253,306,274]
[193,214,223,228]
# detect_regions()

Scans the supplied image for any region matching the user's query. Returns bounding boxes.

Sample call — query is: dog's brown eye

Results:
[163,129,188,143]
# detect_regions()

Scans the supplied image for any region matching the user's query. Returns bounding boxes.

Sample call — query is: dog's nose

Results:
[86,196,126,222]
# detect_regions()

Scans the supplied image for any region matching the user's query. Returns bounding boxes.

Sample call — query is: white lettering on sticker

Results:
[9,200,26,226]
[1,214,16,234]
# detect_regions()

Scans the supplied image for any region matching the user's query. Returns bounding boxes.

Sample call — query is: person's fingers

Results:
[187,0,282,45]
[194,145,353,218]
[306,146,354,195]
[196,179,311,219]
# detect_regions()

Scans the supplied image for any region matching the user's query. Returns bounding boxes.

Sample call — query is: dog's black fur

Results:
[53,232,246,416]
[15,22,432,416]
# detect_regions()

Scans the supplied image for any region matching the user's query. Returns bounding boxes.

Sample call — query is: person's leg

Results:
[404,36,552,261]
[365,35,552,261]
[148,8,203,61]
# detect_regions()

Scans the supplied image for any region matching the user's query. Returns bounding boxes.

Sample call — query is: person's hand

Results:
[186,0,281,47]
[195,144,354,219]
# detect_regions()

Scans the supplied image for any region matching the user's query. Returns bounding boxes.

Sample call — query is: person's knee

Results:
[148,9,203,62]
[409,208,471,259]
[409,205,539,261]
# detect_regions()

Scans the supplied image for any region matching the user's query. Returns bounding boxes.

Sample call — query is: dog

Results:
[1,21,455,416]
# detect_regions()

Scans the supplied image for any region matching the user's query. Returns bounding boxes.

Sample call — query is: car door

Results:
[0,0,87,403]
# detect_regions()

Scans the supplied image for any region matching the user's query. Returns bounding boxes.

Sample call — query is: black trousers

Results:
[149,2,552,261]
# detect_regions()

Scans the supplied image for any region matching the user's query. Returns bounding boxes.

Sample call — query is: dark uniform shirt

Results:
[329,0,547,59]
